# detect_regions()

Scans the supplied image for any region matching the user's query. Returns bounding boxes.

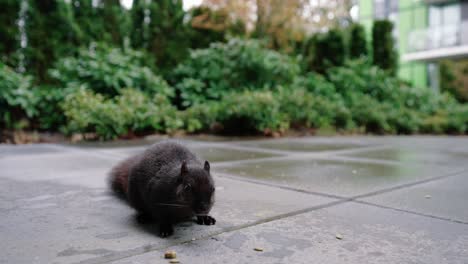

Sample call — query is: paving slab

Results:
[236,138,368,152]
[0,155,333,264]
[218,158,461,197]
[111,202,468,264]
[351,136,468,154]
[360,172,468,223]
[0,144,64,157]
[0,151,118,181]
[1,137,467,264]
[95,145,280,163]
[340,147,468,167]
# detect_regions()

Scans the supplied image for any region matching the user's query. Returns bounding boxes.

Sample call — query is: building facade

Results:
[359,0,468,91]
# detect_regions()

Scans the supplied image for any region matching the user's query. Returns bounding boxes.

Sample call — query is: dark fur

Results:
[109,141,216,237]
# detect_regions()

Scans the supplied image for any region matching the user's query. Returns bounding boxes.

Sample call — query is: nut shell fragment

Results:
[164,251,177,259]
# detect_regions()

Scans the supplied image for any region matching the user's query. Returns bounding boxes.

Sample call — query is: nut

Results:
[164,250,177,259]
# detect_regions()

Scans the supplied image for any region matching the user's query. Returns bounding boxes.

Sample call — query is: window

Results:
[428,2,462,47]
[374,0,398,19]
[429,2,461,27]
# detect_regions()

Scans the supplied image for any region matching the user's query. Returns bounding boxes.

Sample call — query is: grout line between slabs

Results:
[76,199,350,264]
[216,172,346,200]
[349,168,467,200]
[44,142,468,263]
[353,200,468,225]
[216,169,468,225]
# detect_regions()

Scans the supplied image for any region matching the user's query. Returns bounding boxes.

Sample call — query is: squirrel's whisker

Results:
[155,203,189,207]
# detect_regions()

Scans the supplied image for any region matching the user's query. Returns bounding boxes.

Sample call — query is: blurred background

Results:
[1,0,467,143]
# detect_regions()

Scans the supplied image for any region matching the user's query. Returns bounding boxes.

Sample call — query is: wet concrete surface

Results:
[113,202,468,264]
[340,147,468,167]
[218,158,461,197]
[361,172,468,223]
[0,136,467,264]
[237,138,367,152]
[95,144,280,163]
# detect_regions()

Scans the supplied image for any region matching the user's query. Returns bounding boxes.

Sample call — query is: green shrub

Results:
[277,87,352,130]
[372,20,398,75]
[61,88,180,140]
[440,59,468,103]
[173,38,300,107]
[307,29,346,73]
[49,44,172,97]
[348,94,393,134]
[187,6,227,50]
[349,23,368,59]
[32,85,70,130]
[179,103,220,133]
[421,95,468,134]
[326,60,438,113]
[293,73,339,98]
[215,90,289,135]
[0,63,37,129]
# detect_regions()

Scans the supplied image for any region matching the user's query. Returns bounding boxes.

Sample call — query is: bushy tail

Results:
[108,155,139,201]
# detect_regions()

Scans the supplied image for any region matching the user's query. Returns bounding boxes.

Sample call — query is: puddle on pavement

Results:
[238,140,364,152]
[219,158,453,196]
[192,146,279,162]
[343,148,468,166]
[102,146,279,163]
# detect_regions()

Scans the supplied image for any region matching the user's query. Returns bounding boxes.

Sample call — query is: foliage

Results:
[0,0,20,66]
[49,44,172,97]
[349,23,368,59]
[372,20,397,75]
[131,0,189,71]
[32,85,70,130]
[100,0,129,47]
[187,6,228,50]
[0,63,37,129]
[72,0,129,47]
[72,0,102,44]
[61,88,181,140]
[277,87,352,130]
[179,103,220,133]
[291,59,467,134]
[215,90,289,135]
[305,29,346,73]
[173,38,300,107]
[440,59,468,103]
[25,0,82,82]
[253,0,309,51]
[326,60,436,112]
[129,0,148,49]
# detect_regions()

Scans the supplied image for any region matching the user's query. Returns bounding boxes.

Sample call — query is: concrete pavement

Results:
[0,136,467,264]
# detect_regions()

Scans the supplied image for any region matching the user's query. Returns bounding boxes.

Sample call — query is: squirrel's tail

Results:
[108,156,138,200]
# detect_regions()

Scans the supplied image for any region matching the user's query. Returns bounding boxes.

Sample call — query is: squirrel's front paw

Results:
[159,223,174,237]
[197,215,216,225]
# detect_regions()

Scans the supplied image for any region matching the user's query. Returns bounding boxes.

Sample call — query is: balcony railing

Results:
[407,20,468,53]
[424,0,455,3]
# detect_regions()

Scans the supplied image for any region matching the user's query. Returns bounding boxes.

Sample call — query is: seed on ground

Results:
[164,250,177,259]
[254,247,264,252]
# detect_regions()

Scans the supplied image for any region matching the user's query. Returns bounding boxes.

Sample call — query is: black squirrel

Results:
[109,141,216,237]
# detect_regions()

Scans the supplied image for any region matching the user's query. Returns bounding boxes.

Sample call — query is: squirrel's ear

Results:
[181,160,188,175]
[204,160,210,172]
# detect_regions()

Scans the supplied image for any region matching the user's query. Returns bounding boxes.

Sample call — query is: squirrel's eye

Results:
[184,185,191,192]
